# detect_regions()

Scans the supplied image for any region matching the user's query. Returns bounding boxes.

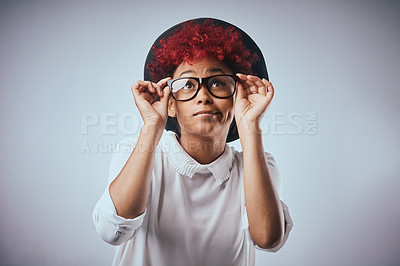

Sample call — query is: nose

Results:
[195,83,213,104]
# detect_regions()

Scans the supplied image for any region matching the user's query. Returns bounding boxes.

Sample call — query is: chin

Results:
[184,124,226,138]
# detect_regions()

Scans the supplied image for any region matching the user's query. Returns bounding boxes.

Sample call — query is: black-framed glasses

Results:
[165,74,238,101]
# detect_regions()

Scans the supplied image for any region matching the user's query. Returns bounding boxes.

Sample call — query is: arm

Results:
[239,125,284,249]
[91,137,152,245]
[109,77,171,219]
[109,125,160,219]
[92,78,172,245]
[235,73,284,249]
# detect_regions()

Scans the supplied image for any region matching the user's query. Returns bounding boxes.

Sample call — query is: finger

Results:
[131,81,157,104]
[242,82,252,95]
[258,84,267,96]
[261,79,273,93]
[240,80,250,92]
[244,75,261,94]
[157,77,172,89]
[131,84,153,110]
[237,74,259,94]
[246,75,269,96]
[235,81,246,101]
[237,74,260,96]
[132,81,153,94]
[155,77,172,97]
[152,82,163,97]
[131,81,147,99]
[257,79,268,96]
[248,75,266,89]
[158,77,172,96]
[236,73,248,80]
[236,75,251,94]
[262,79,274,100]
[131,80,142,92]
[131,84,140,100]
[142,92,156,104]
[244,80,258,94]
[131,80,145,91]
[157,76,172,85]
[148,83,155,94]
[262,79,272,91]
[160,86,171,106]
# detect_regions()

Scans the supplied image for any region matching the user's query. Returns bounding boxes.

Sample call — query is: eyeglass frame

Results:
[163,74,239,102]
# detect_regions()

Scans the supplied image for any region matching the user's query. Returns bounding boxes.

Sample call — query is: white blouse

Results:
[92,130,293,266]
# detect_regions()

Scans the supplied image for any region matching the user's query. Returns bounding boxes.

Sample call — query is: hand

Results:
[234,73,274,131]
[131,77,172,129]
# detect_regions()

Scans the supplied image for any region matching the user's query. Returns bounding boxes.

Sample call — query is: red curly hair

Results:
[146,19,260,82]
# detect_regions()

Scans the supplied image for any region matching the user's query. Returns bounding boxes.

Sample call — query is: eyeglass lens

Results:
[171,76,235,101]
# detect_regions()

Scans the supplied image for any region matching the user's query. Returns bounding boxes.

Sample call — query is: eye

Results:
[183,82,196,89]
[209,78,226,88]
[211,81,221,87]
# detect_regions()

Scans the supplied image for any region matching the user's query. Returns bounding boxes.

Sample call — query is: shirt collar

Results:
[160,130,235,185]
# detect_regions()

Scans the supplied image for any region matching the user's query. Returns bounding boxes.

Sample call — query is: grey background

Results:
[1,0,399,265]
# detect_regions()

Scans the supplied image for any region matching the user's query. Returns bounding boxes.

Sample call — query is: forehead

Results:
[173,55,233,77]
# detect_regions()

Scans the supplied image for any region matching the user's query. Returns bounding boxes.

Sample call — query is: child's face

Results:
[168,55,235,139]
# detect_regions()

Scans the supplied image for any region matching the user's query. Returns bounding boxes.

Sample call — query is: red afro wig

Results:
[146,19,260,82]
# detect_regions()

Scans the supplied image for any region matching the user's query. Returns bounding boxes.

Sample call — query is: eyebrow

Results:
[179,68,226,77]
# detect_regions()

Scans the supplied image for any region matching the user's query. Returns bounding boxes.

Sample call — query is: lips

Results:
[193,110,221,116]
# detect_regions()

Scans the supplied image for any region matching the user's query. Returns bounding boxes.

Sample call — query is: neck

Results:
[178,132,227,164]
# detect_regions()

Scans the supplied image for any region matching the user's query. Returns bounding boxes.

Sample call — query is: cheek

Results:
[174,103,191,121]
[221,100,235,121]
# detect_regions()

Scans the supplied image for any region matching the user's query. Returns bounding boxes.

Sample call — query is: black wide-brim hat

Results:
[143,17,269,142]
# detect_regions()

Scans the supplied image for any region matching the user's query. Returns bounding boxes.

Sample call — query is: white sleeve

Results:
[92,137,149,246]
[241,152,294,253]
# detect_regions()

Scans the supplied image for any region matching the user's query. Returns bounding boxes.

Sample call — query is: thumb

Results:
[160,86,171,106]
[235,81,246,103]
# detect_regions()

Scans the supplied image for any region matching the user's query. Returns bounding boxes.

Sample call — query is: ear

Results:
[168,98,176,117]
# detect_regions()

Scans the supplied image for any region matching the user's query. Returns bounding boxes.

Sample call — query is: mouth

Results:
[193,110,221,117]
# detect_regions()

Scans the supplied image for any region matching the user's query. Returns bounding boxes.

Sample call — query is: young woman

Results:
[92,18,293,266]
